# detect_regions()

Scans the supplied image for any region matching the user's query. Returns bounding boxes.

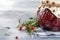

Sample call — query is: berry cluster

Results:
[17,17,39,35]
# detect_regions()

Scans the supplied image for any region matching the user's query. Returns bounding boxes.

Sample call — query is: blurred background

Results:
[0,0,40,27]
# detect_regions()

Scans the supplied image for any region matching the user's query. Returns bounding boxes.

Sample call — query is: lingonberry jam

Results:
[37,0,60,31]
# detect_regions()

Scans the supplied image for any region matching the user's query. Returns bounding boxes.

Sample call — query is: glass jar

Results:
[37,0,60,31]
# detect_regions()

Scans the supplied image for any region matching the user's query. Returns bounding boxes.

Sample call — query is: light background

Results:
[0,0,40,27]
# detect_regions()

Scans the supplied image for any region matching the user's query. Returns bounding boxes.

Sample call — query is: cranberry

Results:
[15,36,18,39]
[19,25,22,31]
[30,26,34,30]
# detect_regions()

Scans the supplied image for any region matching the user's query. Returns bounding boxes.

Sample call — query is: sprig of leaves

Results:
[17,17,39,35]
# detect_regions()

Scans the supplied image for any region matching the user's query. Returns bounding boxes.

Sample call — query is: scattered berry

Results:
[30,26,34,30]
[19,25,22,31]
[15,36,18,39]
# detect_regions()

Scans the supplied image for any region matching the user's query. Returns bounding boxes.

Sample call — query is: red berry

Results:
[15,36,18,39]
[52,2,55,4]
[19,25,22,31]
[30,26,34,30]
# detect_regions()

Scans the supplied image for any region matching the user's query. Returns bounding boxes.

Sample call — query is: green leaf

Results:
[5,27,10,29]
[16,24,20,28]
[29,17,33,19]
[27,27,31,33]
[19,19,21,23]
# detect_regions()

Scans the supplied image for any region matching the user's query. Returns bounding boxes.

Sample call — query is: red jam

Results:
[37,8,60,31]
